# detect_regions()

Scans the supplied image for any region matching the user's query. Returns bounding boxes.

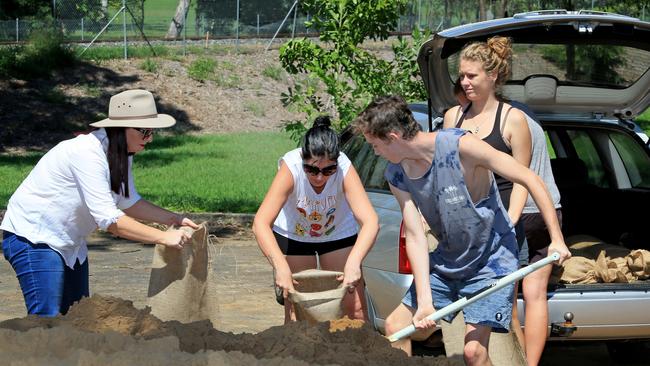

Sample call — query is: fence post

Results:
[236,0,240,47]
[418,0,422,30]
[122,0,127,60]
[183,3,187,56]
[257,14,260,37]
[15,18,18,42]
[292,1,298,38]
[81,18,84,41]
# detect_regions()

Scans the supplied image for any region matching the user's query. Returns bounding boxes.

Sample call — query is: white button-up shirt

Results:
[0,128,141,268]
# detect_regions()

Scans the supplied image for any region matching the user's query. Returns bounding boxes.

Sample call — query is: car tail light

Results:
[398,220,412,274]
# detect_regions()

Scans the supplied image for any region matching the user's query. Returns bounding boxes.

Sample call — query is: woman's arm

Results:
[442,106,462,129]
[107,215,191,249]
[123,199,198,228]
[252,161,295,296]
[69,145,192,249]
[340,166,379,288]
[503,107,532,224]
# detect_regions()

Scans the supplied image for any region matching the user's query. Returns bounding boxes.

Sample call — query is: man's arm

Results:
[459,134,571,264]
[389,183,436,327]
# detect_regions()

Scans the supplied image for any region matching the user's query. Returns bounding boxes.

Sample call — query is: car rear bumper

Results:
[364,266,650,340]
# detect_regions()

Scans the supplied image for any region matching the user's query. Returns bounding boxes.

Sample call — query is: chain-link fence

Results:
[1,0,648,43]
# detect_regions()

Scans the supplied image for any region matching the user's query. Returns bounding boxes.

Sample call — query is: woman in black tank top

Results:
[442,37,551,366]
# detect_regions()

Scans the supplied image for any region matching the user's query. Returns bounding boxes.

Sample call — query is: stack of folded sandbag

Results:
[551,235,650,284]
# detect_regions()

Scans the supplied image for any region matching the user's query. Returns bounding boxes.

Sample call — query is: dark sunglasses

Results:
[302,163,338,176]
[134,128,154,139]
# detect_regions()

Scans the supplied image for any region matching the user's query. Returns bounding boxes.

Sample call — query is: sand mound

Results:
[0,295,455,366]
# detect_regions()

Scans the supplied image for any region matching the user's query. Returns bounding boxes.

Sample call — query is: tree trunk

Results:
[479,0,487,21]
[444,0,450,28]
[99,0,109,22]
[497,0,508,18]
[166,0,191,39]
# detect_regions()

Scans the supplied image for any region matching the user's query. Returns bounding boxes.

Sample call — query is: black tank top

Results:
[455,102,514,208]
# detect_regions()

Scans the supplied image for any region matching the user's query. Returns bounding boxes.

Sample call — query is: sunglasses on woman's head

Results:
[302,163,338,176]
[135,128,154,139]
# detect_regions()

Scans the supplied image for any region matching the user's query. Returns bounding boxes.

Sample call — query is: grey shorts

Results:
[402,271,515,332]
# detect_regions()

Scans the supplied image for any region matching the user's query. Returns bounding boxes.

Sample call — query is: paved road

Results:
[0,229,647,365]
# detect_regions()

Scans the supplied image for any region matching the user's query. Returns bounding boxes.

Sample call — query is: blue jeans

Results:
[2,231,89,317]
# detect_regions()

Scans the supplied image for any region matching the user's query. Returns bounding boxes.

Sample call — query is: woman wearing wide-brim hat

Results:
[1,89,199,317]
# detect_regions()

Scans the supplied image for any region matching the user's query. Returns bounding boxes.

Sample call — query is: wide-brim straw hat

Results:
[90,89,176,128]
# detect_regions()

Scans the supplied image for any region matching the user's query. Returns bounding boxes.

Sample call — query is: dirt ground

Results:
[0,224,456,366]
[1,223,648,365]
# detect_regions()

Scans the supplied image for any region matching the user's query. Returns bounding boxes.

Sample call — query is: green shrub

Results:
[215,73,241,88]
[0,46,18,78]
[262,65,284,81]
[244,100,266,117]
[140,58,159,73]
[188,57,216,82]
[638,108,650,136]
[0,30,75,79]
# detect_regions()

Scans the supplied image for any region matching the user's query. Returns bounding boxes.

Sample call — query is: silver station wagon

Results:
[342,10,650,358]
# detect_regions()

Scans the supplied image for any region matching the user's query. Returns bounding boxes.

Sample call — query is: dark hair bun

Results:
[313,115,332,128]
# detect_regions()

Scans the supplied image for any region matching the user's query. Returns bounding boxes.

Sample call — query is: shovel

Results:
[387,252,560,343]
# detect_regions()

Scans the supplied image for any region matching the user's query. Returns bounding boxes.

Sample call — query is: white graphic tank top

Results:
[273,148,358,242]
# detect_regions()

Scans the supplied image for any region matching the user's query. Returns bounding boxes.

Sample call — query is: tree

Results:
[0,0,51,20]
[167,0,192,39]
[278,0,428,138]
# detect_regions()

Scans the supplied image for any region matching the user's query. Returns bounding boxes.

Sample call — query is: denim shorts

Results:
[402,271,515,332]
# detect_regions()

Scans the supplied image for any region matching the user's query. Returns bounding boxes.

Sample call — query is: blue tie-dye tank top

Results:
[384,128,518,280]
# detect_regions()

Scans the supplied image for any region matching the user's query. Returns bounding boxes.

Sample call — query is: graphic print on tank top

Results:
[293,195,338,238]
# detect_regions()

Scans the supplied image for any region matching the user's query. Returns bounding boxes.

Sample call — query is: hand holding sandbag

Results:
[339,263,362,293]
[173,214,199,229]
[158,228,192,249]
[274,266,298,300]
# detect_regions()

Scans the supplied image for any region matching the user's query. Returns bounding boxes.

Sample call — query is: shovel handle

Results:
[386,252,560,343]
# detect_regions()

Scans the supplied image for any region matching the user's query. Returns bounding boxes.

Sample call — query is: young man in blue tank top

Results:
[353,95,570,366]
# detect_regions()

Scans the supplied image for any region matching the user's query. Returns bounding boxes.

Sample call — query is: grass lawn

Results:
[637,108,650,136]
[0,132,295,214]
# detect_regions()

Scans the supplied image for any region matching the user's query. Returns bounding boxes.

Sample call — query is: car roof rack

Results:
[513,9,569,18]
[513,9,639,20]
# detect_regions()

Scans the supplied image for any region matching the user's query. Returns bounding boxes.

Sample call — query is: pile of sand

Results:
[0,295,456,366]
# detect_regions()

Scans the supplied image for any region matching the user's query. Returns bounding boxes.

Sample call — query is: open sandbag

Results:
[288,269,347,324]
[147,224,219,324]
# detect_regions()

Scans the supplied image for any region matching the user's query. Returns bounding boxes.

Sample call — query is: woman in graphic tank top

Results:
[253,116,379,323]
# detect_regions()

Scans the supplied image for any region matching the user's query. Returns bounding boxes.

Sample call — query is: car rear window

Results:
[446,43,650,88]
[550,126,650,189]
[342,135,390,191]
[610,133,650,188]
